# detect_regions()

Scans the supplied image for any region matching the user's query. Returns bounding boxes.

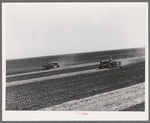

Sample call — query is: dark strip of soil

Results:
[121,102,145,111]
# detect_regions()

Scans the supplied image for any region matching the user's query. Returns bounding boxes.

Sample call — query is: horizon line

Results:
[6,47,145,61]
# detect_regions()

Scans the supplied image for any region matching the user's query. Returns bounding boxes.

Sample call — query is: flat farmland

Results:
[6,59,145,110]
[6,48,145,75]
[6,48,145,111]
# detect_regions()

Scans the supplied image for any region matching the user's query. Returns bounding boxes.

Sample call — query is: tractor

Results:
[42,62,60,70]
[99,57,121,69]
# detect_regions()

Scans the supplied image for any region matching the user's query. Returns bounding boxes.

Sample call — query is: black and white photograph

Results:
[2,2,148,121]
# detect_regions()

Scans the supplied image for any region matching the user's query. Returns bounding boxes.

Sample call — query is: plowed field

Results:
[6,56,145,111]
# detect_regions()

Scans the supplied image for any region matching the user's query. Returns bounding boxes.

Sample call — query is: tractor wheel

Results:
[99,65,104,69]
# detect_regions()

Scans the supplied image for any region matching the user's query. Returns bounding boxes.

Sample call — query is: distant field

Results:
[6,47,145,75]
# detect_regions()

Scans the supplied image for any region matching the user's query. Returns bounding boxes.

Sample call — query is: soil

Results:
[6,58,145,111]
[39,83,145,111]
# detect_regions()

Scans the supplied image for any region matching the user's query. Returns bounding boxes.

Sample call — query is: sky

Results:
[3,3,148,59]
